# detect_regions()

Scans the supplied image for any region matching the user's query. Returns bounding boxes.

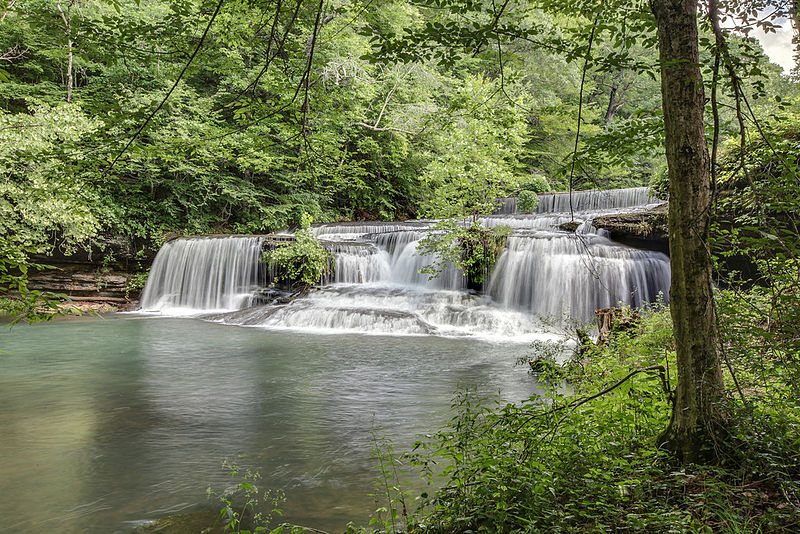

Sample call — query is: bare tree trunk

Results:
[57,1,73,102]
[791,1,800,71]
[651,0,726,463]
[604,85,619,123]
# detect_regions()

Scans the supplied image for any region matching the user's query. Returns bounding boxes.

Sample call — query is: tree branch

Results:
[349,121,416,135]
[101,0,225,179]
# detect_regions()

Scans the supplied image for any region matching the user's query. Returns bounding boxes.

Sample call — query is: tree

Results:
[0,102,100,321]
[650,0,726,461]
[363,0,752,461]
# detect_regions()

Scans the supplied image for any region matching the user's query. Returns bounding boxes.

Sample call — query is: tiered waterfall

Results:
[139,187,670,341]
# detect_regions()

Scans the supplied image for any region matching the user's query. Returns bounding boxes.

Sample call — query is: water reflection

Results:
[0,316,541,533]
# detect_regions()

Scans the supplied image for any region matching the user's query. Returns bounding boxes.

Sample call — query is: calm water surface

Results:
[0,315,540,533]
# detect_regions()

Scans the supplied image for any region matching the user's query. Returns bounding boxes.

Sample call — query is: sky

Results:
[752,18,796,74]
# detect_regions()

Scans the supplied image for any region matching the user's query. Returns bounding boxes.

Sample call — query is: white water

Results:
[488,233,670,317]
[139,187,670,338]
[496,186,658,215]
[139,236,266,314]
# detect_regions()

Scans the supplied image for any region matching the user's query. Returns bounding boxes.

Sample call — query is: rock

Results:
[24,233,157,307]
[559,221,581,232]
[133,510,225,534]
[30,233,157,271]
[592,203,669,253]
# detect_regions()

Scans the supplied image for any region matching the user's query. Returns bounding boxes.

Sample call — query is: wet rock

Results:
[24,233,156,307]
[592,203,668,253]
[133,510,225,534]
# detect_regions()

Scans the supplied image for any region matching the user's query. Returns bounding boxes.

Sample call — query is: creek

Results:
[0,317,542,533]
[1,187,670,532]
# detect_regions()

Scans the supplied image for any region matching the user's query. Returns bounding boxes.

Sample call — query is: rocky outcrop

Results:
[591,203,669,254]
[25,234,157,311]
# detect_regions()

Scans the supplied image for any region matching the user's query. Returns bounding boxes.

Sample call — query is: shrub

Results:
[263,214,333,289]
[521,174,551,193]
[517,190,540,213]
[418,221,511,286]
[394,306,800,533]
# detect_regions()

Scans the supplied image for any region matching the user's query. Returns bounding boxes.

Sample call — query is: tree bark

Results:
[604,85,619,123]
[651,0,726,462]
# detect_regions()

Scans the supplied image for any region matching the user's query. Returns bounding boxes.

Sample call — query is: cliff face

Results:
[26,235,156,311]
[591,203,669,254]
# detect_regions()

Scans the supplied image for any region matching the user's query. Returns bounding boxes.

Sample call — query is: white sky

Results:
[752,19,795,74]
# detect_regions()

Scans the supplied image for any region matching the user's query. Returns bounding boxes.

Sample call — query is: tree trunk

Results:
[791,1,800,72]
[57,1,73,102]
[66,36,73,102]
[604,85,619,123]
[651,0,726,462]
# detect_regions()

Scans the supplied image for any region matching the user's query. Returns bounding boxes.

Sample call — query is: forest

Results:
[1,0,800,531]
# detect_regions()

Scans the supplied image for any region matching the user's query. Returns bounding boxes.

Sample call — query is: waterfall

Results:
[312,221,429,239]
[537,187,657,213]
[140,236,265,313]
[138,186,670,337]
[496,187,658,215]
[487,233,670,320]
[322,242,391,284]
[494,197,518,215]
[209,285,561,342]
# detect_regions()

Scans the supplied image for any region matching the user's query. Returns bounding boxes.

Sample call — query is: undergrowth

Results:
[366,305,800,533]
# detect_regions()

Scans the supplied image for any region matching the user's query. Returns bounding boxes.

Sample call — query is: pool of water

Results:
[0,315,541,533]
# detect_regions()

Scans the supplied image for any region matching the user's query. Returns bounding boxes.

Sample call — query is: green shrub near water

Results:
[417,222,512,287]
[521,174,551,194]
[516,190,540,213]
[263,214,333,289]
[375,305,800,533]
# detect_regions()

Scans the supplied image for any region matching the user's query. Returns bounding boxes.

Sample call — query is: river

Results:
[1,187,670,532]
[0,316,542,532]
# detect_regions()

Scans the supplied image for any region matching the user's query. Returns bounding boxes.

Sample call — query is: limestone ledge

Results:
[590,203,669,254]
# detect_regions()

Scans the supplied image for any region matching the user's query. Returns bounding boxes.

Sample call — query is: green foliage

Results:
[520,174,551,194]
[0,102,101,320]
[390,307,800,532]
[418,221,511,286]
[418,75,527,219]
[712,105,800,385]
[517,190,540,213]
[648,166,669,200]
[207,460,285,534]
[367,429,414,533]
[264,215,333,289]
[125,270,149,299]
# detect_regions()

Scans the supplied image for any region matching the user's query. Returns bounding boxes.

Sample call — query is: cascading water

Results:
[323,242,391,284]
[496,186,657,215]
[139,187,670,339]
[139,236,266,313]
[488,233,670,319]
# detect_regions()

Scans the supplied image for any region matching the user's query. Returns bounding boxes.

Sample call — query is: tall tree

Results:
[364,0,738,461]
[650,0,726,461]
[55,0,74,101]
